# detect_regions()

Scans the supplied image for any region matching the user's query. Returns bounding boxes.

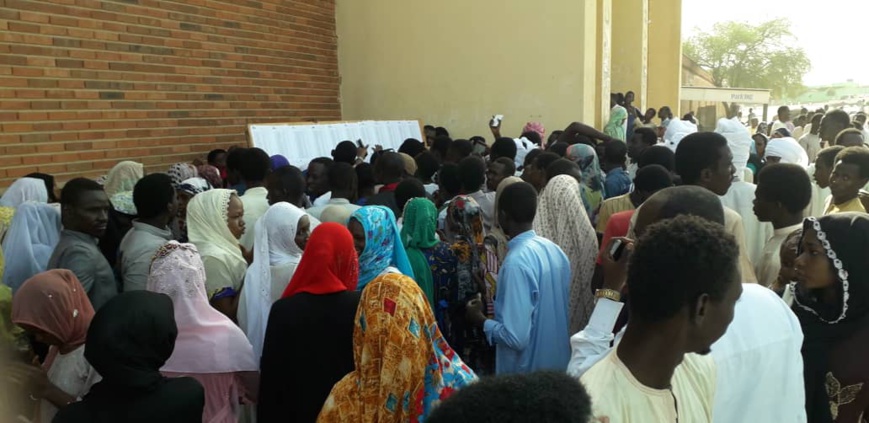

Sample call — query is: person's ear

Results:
[693,293,710,324]
[699,167,713,183]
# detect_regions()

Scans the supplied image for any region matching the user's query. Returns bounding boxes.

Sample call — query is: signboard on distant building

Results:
[681,87,772,104]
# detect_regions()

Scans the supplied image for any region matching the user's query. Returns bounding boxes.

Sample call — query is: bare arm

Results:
[558,121,615,144]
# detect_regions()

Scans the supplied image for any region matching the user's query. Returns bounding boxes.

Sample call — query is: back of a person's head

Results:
[825,109,851,128]
[414,151,440,181]
[448,139,474,161]
[239,147,271,182]
[547,130,564,146]
[207,149,226,164]
[438,163,462,197]
[523,149,543,169]
[634,164,674,194]
[547,142,569,157]
[756,164,812,213]
[435,126,450,137]
[431,136,453,159]
[498,182,538,224]
[491,137,518,161]
[639,186,726,234]
[545,158,581,182]
[520,131,542,146]
[332,140,358,165]
[627,214,738,322]
[355,163,376,191]
[638,145,675,172]
[458,156,486,193]
[133,173,174,219]
[835,128,864,146]
[835,147,869,179]
[817,145,846,168]
[270,165,306,201]
[395,178,427,213]
[675,132,728,185]
[777,105,790,116]
[603,140,628,163]
[327,162,357,195]
[61,178,104,206]
[534,152,561,173]
[634,127,658,146]
[427,371,592,423]
[225,147,248,172]
[374,151,406,181]
[398,138,425,158]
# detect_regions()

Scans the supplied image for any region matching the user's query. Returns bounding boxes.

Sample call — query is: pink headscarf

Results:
[147,241,257,374]
[197,164,223,189]
[522,121,546,140]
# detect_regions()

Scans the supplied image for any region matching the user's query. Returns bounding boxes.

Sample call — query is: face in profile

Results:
[226,194,245,239]
[348,218,366,257]
[688,267,742,355]
[295,216,311,250]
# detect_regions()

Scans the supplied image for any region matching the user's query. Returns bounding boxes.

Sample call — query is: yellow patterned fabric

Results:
[318,273,476,423]
[0,206,13,244]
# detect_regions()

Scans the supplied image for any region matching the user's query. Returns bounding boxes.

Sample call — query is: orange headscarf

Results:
[282,223,359,298]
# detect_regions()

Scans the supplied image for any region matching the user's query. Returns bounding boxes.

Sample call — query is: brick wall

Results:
[0,0,340,189]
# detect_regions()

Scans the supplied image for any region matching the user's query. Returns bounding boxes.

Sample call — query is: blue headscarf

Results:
[351,206,414,290]
[270,155,290,170]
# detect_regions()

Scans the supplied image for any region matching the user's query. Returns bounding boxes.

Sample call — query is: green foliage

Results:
[683,18,811,99]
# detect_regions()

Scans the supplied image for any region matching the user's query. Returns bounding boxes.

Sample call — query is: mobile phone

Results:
[356,139,364,148]
[609,239,627,260]
[491,114,504,127]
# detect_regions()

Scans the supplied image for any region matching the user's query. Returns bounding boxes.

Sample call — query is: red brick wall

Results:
[0,0,340,189]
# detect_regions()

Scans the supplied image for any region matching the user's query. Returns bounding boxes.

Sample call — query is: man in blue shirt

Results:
[602,140,632,198]
[466,182,571,374]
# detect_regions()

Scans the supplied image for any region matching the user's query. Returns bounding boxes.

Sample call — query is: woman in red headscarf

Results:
[258,223,361,423]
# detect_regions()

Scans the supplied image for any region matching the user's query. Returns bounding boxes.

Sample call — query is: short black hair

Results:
[427,371,592,423]
[835,128,864,145]
[523,149,543,168]
[547,142,569,157]
[825,109,852,129]
[777,105,790,115]
[634,127,658,146]
[627,214,738,321]
[448,139,473,161]
[435,126,450,137]
[547,130,564,146]
[835,146,869,179]
[520,131,542,146]
[239,147,271,182]
[355,163,375,195]
[637,145,675,172]
[756,163,812,213]
[491,137,518,161]
[225,147,248,172]
[675,132,728,185]
[398,138,425,158]
[309,156,334,170]
[374,151,405,181]
[207,149,226,164]
[634,164,674,193]
[533,152,561,174]
[395,178,427,214]
[270,165,306,203]
[654,186,726,226]
[327,162,357,194]
[458,156,486,193]
[431,136,453,159]
[26,172,57,203]
[817,145,846,168]
[414,151,440,181]
[545,158,581,182]
[133,173,174,219]
[61,177,104,206]
[437,163,462,198]
[498,182,538,224]
[492,157,516,177]
[424,124,435,131]
[603,140,628,163]
[332,140,358,165]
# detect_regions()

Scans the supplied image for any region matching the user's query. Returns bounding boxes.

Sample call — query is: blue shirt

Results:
[604,168,631,199]
[483,230,571,374]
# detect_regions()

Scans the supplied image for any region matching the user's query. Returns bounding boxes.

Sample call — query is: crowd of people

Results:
[0,103,868,423]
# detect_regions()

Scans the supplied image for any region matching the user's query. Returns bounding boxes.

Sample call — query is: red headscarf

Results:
[282,222,359,298]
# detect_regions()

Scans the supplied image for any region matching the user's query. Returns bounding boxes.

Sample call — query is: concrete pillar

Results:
[647,0,682,116]
[575,0,600,126]
[595,0,612,129]
[611,0,648,110]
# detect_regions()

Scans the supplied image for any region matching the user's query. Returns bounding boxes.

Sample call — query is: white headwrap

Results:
[663,119,698,152]
[715,117,753,182]
[186,189,247,290]
[0,178,48,208]
[1,202,61,293]
[764,137,809,167]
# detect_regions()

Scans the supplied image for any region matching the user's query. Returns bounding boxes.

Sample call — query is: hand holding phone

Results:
[602,237,633,291]
[490,114,504,128]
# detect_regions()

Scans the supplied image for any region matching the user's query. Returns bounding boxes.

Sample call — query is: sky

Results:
[682,0,869,86]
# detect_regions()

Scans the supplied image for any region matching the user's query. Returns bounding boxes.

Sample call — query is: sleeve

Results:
[566,299,624,377]
[727,213,758,283]
[596,201,612,233]
[121,253,151,292]
[58,247,97,295]
[482,262,535,351]
[257,303,288,421]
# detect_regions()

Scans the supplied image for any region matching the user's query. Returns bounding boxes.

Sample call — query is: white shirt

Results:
[43,346,101,423]
[755,224,802,287]
[805,164,831,218]
[719,181,774,266]
[239,187,270,250]
[312,191,332,207]
[305,198,360,221]
[567,284,806,423]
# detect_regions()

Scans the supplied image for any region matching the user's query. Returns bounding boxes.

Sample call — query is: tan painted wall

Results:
[647,0,683,115]
[611,0,648,110]
[336,0,598,140]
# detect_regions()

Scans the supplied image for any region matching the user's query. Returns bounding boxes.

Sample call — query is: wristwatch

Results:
[595,288,622,302]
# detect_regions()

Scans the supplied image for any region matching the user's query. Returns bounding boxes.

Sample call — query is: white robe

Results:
[720,181,774,268]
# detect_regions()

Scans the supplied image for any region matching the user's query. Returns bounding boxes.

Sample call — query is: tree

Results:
[683,18,811,100]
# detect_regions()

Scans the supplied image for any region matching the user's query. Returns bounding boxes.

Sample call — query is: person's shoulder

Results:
[580,351,621,390]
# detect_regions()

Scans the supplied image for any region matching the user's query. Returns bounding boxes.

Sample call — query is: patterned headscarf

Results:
[177,177,211,197]
[104,161,144,197]
[197,164,222,189]
[567,143,606,195]
[351,206,414,290]
[446,196,484,302]
[522,122,546,141]
[604,106,628,142]
[168,163,198,187]
[318,273,476,423]
[400,198,440,307]
[110,191,137,216]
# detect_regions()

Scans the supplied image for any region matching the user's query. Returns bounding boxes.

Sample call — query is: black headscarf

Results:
[790,213,869,423]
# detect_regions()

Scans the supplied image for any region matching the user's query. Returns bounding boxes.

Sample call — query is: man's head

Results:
[627,214,741,355]
[497,182,538,237]
[835,128,865,147]
[544,158,582,187]
[395,178,427,217]
[398,138,426,158]
[327,162,358,201]
[61,178,110,238]
[306,157,333,198]
[435,126,450,137]
[458,156,486,194]
[414,151,440,183]
[829,146,869,203]
[431,136,453,163]
[437,163,462,203]
[643,108,657,122]
[777,105,791,123]
[629,128,657,161]
[753,164,812,223]
[225,147,248,185]
[490,137,518,162]
[602,140,628,170]
[373,151,406,185]
[637,145,675,173]
[355,163,376,197]
[445,139,473,164]
[424,125,436,140]
[133,173,176,225]
[546,142,569,157]
[487,157,516,192]
[239,147,270,185]
[523,152,560,192]
[331,140,358,166]
[547,130,564,148]
[820,109,851,143]
[267,165,306,207]
[625,91,635,104]
[520,131,542,147]
[814,145,846,188]
[658,106,672,120]
[794,115,807,129]
[856,112,868,127]
[675,132,734,196]
[633,185,725,237]
[809,113,823,135]
[207,149,227,169]
[632,164,675,204]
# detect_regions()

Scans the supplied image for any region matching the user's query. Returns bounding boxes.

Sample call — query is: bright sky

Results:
[682,0,869,86]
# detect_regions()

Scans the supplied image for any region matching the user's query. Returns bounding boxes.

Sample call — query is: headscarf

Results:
[533,175,598,333]
[12,270,95,365]
[446,196,484,302]
[764,137,809,167]
[282,222,359,298]
[186,189,247,290]
[321,205,354,225]
[243,203,309,358]
[177,177,211,196]
[270,155,290,170]
[522,121,546,141]
[197,164,223,189]
[147,241,257,374]
[104,161,144,197]
[663,119,698,152]
[317,273,476,423]
[351,206,414,290]
[567,143,606,198]
[168,163,197,187]
[84,290,177,391]
[789,214,869,423]
[0,283,23,346]
[399,153,418,176]
[716,117,753,182]
[110,191,137,216]
[604,106,628,142]
[0,177,48,208]
[400,198,440,307]
[486,176,522,262]
[1,202,61,293]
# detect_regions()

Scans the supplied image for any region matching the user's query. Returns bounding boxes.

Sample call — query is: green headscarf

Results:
[604,106,627,142]
[400,198,439,307]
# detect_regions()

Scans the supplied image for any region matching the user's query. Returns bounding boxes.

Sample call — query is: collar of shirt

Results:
[62,229,99,245]
[773,223,802,237]
[243,186,268,196]
[328,198,351,205]
[507,229,537,249]
[379,182,400,193]
[131,220,173,239]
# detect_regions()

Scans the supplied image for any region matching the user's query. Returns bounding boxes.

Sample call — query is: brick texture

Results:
[0,0,340,188]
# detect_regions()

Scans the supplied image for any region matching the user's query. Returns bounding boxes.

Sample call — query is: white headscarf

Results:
[186,189,247,289]
[764,137,809,167]
[716,117,753,182]
[104,161,144,197]
[240,202,314,360]
[663,119,698,152]
[1,202,61,292]
[0,178,48,208]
